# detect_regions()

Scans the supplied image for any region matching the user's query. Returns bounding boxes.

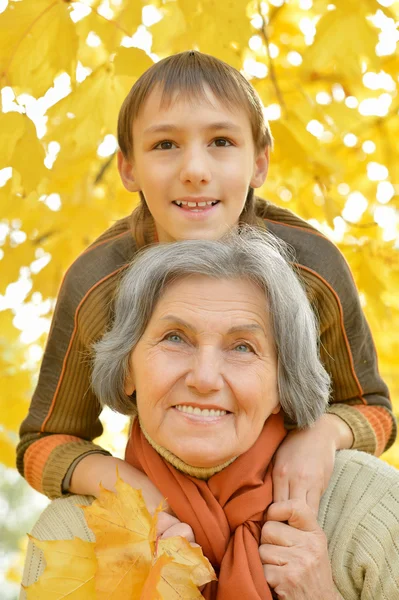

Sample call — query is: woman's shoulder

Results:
[320,450,399,599]
[30,494,95,542]
[320,449,399,532]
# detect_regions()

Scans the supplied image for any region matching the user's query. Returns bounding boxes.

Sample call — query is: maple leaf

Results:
[23,536,97,599]
[82,477,158,598]
[82,475,216,599]
[24,475,215,599]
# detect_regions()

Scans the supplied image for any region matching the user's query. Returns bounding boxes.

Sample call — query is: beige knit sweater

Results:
[20,450,399,599]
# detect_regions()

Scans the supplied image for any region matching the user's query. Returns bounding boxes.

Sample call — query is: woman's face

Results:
[125,275,280,468]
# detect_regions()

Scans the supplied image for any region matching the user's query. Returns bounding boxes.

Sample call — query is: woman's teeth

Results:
[175,405,227,417]
[174,200,218,207]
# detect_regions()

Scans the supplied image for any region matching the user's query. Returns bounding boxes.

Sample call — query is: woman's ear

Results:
[117,150,141,192]
[250,146,269,189]
[271,403,281,415]
[124,367,136,396]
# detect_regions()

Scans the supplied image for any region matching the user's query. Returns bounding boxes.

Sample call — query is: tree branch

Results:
[257,4,287,113]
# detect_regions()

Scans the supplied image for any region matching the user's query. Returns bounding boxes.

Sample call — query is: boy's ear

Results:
[117,150,141,192]
[250,146,269,189]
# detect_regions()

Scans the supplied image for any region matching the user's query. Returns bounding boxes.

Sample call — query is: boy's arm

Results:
[16,225,139,499]
[16,262,118,499]
[265,208,396,456]
[308,246,396,456]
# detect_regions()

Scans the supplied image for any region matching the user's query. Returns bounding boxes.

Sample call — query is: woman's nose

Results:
[185,348,223,394]
[179,148,211,185]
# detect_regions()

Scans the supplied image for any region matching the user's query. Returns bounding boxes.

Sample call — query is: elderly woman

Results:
[21,230,399,600]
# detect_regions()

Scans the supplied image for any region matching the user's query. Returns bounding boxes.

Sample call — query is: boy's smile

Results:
[118,85,268,242]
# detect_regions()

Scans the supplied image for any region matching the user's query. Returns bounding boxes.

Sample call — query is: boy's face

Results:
[118,85,269,242]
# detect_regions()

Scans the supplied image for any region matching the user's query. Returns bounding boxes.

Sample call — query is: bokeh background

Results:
[1,0,398,598]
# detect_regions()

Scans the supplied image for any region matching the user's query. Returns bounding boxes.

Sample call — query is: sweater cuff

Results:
[42,441,112,500]
[61,451,111,494]
[327,404,377,454]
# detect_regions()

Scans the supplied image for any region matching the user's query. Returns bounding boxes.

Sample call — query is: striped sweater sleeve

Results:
[16,219,136,499]
[262,203,396,455]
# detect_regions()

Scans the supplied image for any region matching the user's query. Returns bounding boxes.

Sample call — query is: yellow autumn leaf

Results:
[0,240,35,295]
[0,112,26,168]
[83,477,159,598]
[11,116,46,192]
[82,474,216,598]
[113,47,153,79]
[302,6,380,80]
[24,537,97,600]
[0,430,16,469]
[76,1,142,54]
[158,536,217,589]
[46,62,128,156]
[0,368,31,433]
[0,0,78,97]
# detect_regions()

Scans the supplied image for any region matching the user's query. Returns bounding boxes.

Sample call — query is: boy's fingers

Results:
[266,499,319,532]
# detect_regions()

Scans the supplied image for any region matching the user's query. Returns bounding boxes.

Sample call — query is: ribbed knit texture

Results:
[16,201,396,499]
[139,418,237,480]
[19,450,399,600]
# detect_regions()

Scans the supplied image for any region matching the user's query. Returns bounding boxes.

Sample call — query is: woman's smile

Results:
[126,275,280,468]
[172,403,231,424]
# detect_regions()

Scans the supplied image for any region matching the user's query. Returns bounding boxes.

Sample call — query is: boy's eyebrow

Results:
[143,121,243,135]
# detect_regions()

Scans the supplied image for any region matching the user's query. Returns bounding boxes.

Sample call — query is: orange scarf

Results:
[125,413,286,599]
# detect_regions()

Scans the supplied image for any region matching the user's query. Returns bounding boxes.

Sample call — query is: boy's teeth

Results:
[175,405,227,417]
[174,200,218,207]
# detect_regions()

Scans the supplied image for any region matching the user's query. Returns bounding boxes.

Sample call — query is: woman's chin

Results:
[167,444,234,468]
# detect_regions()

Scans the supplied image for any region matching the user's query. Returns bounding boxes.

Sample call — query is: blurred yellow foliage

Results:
[0,0,398,481]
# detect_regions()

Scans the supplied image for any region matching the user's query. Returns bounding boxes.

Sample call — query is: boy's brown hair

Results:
[117,51,272,245]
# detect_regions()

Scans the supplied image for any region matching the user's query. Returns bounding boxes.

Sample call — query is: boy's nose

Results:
[179,149,211,185]
[185,348,223,394]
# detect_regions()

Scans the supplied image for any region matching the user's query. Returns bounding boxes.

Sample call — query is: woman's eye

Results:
[211,138,233,147]
[233,343,254,353]
[154,140,175,150]
[165,333,183,343]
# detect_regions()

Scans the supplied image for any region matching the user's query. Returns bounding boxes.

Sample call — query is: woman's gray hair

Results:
[91,227,330,427]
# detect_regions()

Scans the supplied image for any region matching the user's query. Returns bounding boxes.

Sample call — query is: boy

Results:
[17,50,396,515]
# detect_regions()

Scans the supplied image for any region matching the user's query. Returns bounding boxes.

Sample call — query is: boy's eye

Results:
[211,138,233,147]
[154,140,176,150]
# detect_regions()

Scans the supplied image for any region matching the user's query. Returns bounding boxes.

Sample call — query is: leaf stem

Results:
[91,6,132,39]
[257,3,287,114]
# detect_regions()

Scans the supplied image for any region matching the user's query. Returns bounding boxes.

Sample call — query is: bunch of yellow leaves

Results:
[23,476,216,599]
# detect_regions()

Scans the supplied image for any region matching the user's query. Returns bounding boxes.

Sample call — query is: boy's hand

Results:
[272,414,353,514]
[259,499,341,600]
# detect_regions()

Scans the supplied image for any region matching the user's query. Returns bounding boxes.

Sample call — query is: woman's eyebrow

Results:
[227,324,265,335]
[159,317,264,336]
[143,121,243,135]
[159,315,196,333]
